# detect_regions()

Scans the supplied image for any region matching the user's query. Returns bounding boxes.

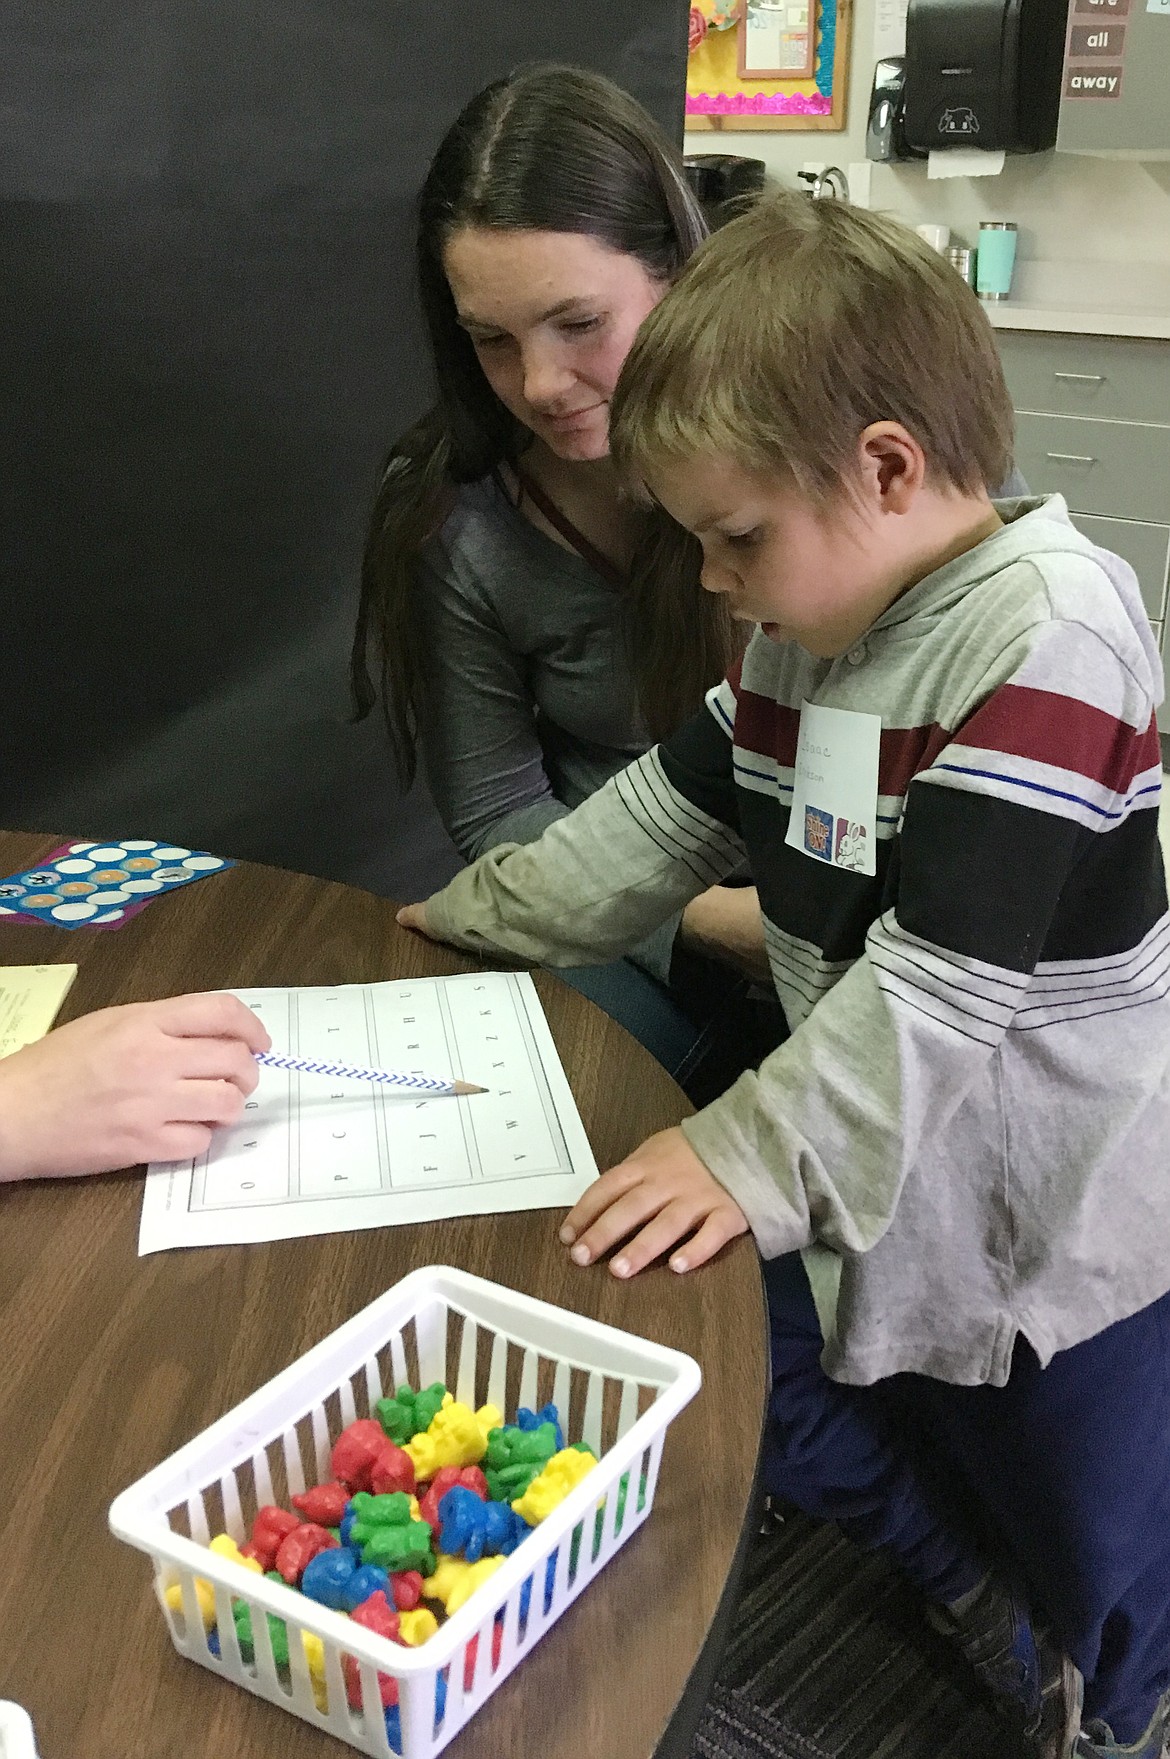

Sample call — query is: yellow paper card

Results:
[0,965,78,1058]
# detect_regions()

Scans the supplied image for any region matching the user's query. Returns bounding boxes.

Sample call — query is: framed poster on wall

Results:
[687,0,852,130]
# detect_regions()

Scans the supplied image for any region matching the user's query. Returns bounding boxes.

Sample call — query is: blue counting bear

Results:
[342,1562,391,1612]
[339,1501,358,1547]
[300,1547,359,1611]
[385,1670,447,1752]
[438,1486,527,1564]
[518,1552,559,1624]
[515,1403,564,1451]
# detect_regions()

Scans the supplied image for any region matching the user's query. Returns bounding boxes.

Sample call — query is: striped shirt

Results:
[428,498,1170,1386]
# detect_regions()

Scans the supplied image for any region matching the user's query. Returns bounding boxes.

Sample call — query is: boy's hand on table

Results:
[680,885,771,983]
[396,901,441,941]
[0,992,271,1184]
[560,1126,749,1278]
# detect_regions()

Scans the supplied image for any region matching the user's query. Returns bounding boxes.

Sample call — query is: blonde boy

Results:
[400,197,1170,1758]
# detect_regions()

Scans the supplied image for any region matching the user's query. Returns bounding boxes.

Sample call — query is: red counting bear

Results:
[369,1442,416,1497]
[343,1589,402,1709]
[419,1465,487,1531]
[331,1420,392,1492]
[291,1480,350,1525]
[462,1620,504,1691]
[274,1522,338,1586]
[389,1570,424,1611]
[247,1505,302,1571]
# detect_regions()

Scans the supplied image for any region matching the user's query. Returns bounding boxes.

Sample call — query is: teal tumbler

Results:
[976,221,1017,301]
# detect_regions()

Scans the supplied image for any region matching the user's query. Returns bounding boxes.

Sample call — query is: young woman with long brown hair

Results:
[352,63,774,1089]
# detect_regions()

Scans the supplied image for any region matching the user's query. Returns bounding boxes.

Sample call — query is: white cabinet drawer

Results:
[1013,414,1170,525]
[997,332,1170,426]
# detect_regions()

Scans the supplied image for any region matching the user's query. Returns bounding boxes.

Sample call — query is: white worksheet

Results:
[138,972,598,1254]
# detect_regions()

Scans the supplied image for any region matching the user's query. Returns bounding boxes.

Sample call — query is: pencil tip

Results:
[452,1080,489,1096]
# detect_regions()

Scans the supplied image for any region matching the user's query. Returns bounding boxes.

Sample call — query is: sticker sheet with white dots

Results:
[0,840,233,930]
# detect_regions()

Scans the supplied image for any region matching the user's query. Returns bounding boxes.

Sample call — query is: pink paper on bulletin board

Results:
[686,0,853,131]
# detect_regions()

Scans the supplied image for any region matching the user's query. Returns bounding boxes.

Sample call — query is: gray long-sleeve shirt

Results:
[412,468,1029,986]
[425,499,1170,1388]
[415,474,679,980]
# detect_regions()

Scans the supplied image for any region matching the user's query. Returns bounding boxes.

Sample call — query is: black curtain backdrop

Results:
[1,2,688,897]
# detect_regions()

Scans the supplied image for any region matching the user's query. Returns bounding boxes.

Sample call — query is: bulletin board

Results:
[687,0,852,130]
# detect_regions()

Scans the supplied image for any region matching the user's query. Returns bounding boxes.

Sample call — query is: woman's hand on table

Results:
[680,885,771,983]
[560,1125,749,1278]
[0,992,271,1183]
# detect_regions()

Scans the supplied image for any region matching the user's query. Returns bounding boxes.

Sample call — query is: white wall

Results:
[684,0,1170,265]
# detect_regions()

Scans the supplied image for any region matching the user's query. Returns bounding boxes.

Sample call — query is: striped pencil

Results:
[254,1050,486,1096]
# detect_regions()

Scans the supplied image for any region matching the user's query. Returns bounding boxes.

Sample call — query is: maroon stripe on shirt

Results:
[732,688,802,765]
[953,685,1161,794]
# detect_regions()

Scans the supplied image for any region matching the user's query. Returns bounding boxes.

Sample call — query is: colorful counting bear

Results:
[438,1486,527,1563]
[418,1464,488,1531]
[343,1589,401,1710]
[300,1548,367,1612]
[164,1533,262,1630]
[403,1400,502,1480]
[384,1673,447,1756]
[398,1607,439,1645]
[274,1522,338,1586]
[331,1420,417,1496]
[517,1552,560,1624]
[231,1582,329,1710]
[483,1420,560,1503]
[375,1382,449,1445]
[422,1554,505,1616]
[511,1446,599,1526]
[244,1505,301,1571]
[291,1480,350,1526]
[348,1492,435,1574]
[462,1619,504,1690]
[515,1404,565,1450]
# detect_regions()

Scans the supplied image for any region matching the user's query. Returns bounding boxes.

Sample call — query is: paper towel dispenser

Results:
[868,0,1068,163]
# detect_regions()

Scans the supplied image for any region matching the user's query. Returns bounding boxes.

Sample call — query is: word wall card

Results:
[139,972,598,1253]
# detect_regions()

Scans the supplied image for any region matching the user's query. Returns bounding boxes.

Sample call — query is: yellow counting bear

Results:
[398,1607,440,1646]
[511,1447,599,1526]
[404,1401,504,1480]
[301,1630,329,1712]
[164,1532,262,1631]
[422,1554,505,1616]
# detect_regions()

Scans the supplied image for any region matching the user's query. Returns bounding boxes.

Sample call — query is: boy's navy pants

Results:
[764,1253,1170,1741]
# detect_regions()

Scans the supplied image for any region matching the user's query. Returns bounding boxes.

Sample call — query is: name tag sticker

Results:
[785,701,881,877]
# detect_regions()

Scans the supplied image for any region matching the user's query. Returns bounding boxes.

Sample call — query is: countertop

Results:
[981,261,1170,339]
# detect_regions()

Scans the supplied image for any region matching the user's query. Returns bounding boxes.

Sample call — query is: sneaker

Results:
[1075,1689,1170,1757]
[927,1573,1083,1758]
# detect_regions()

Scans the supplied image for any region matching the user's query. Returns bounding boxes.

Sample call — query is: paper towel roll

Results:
[927,148,1006,179]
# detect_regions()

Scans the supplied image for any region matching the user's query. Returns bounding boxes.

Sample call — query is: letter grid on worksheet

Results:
[138,972,598,1253]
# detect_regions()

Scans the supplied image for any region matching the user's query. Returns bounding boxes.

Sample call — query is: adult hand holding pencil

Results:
[253,1049,486,1097]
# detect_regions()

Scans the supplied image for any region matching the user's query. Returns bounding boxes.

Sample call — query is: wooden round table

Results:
[0,831,767,1759]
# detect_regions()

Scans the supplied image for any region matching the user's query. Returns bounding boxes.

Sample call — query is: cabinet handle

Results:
[1045,452,1096,466]
[1053,372,1105,385]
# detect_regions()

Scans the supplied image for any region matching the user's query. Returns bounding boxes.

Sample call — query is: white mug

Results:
[915,222,951,253]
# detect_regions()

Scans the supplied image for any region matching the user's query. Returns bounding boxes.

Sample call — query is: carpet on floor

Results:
[690,1509,1029,1759]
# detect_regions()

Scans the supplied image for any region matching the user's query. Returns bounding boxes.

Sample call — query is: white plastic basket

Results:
[109,1265,701,1759]
[0,1704,38,1759]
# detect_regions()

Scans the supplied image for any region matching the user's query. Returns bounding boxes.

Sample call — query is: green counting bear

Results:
[375,1381,447,1445]
[593,1470,648,1548]
[348,1490,435,1575]
[483,1421,559,1503]
[232,1572,291,1665]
